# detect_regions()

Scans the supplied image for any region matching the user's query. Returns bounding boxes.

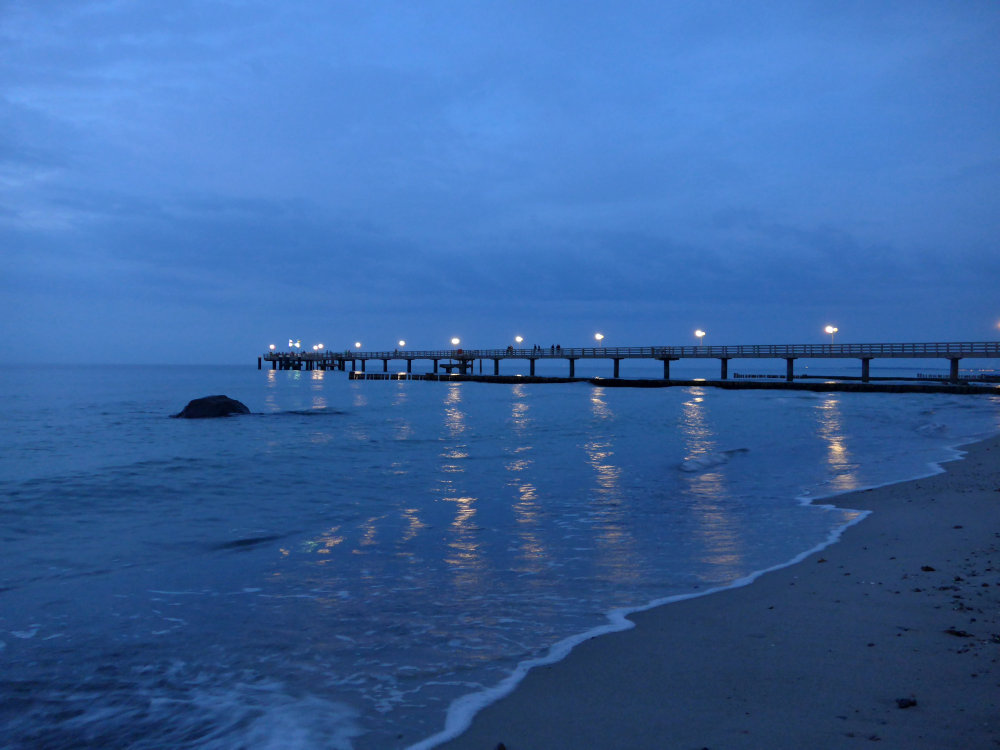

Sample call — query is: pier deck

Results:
[261,341,1000,384]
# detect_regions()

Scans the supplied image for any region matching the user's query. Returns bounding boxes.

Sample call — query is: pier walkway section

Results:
[260,341,1000,384]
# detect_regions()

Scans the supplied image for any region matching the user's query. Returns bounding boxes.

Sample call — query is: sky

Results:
[2,1,999,364]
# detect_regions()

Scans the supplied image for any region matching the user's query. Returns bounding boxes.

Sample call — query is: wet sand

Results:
[434,435,1000,750]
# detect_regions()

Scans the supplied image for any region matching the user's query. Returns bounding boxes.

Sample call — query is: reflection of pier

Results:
[262,342,1000,384]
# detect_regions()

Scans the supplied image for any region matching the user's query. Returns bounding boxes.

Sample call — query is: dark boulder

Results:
[173,395,251,419]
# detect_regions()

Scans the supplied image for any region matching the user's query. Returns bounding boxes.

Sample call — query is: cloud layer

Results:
[3,1,999,362]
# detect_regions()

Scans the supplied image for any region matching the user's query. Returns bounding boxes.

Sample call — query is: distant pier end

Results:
[259,342,1000,384]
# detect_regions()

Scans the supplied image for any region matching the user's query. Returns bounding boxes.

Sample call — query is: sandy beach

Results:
[435,434,1000,750]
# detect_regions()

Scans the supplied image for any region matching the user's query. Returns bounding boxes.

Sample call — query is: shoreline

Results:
[424,434,1000,750]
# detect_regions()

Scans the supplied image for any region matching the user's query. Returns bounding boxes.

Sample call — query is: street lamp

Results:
[825,325,838,344]
[514,335,523,345]
[695,329,706,346]
[269,344,275,351]
[594,332,605,343]
[398,340,406,348]
[451,337,461,346]
[355,341,362,350]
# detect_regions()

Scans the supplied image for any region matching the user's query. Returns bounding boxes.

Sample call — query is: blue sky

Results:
[3,1,999,363]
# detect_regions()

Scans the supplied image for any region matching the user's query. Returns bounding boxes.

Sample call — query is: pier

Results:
[260,341,1000,385]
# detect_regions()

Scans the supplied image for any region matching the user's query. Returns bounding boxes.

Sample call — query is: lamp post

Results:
[354,342,362,350]
[269,344,275,352]
[514,335,523,346]
[398,340,406,348]
[695,329,706,346]
[451,337,461,347]
[594,332,605,344]
[825,325,838,344]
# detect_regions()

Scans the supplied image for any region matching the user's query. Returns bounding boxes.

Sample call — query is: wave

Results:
[210,534,285,552]
[914,421,947,437]
[678,447,749,472]
[268,408,349,417]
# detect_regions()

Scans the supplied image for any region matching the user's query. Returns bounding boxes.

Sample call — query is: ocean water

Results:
[2,364,999,749]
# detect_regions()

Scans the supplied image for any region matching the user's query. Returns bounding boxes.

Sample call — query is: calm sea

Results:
[2,364,998,749]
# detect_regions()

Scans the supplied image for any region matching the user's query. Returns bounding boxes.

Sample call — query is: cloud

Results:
[3,1,999,361]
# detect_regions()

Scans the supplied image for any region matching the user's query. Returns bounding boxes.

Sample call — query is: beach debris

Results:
[172,395,251,418]
[895,697,918,709]
[944,628,973,637]
[920,565,936,572]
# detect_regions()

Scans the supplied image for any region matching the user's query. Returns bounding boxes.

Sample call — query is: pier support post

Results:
[720,358,729,380]
[406,359,412,374]
[949,357,960,383]
[613,358,621,378]
[257,357,262,370]
[861,358,871,383]
[568,358,576,377]
[433,359,439,374]
[382,359,388,373]
[493,358,500,375]
[361,359,366,373]
[271,360,276,370]
[529,359,536,376]
[785,358,795,382]
[661,359,670,379]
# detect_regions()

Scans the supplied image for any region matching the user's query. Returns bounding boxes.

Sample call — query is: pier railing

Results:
[266,341,1000,361]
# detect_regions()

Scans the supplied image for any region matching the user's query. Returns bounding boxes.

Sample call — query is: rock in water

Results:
[173,395,251,419]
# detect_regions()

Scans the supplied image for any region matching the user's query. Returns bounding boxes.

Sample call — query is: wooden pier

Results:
[260,341,1000,385]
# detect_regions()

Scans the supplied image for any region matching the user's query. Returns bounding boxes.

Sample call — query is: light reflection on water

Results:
[679,387,746,578]
[505,385,548,572]
[585,387,639,583]
[815,396,859,492]
[436,383,483,588]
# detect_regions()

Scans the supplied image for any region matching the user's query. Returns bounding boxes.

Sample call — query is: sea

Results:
[2,361,999,749]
